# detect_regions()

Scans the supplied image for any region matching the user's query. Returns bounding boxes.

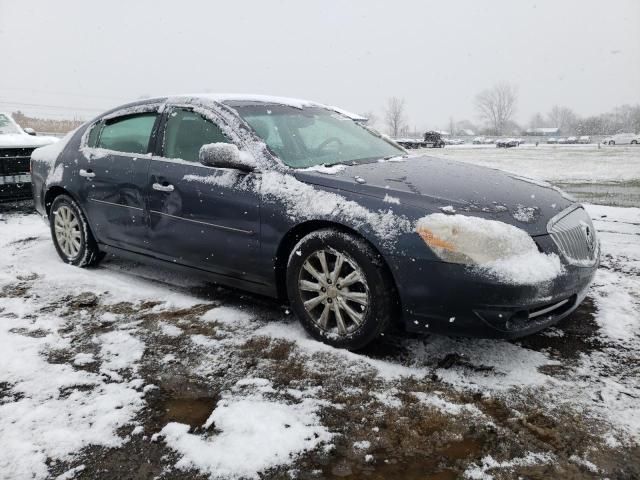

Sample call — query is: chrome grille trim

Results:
[547,205,599,266]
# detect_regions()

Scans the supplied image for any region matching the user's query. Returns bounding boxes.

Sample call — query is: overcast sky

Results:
[1,0,638,130]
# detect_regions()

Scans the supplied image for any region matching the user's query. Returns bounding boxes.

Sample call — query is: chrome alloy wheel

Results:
[54,205,82,259]
[298,249,370,336]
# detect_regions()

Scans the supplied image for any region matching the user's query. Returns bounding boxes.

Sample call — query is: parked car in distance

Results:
[483,138,495,144]
[496,138,519,148]
[578,136,591,144]
[472,136,485,144]
[566,136,578,144]
[603,133,639,145]
[31,94,599,350]
[0,112,58,201]
[547,137,558,144]
[423,130,446,148]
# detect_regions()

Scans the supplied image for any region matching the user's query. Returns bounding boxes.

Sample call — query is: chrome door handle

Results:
[79,169,95,179]
[153,182,174,192]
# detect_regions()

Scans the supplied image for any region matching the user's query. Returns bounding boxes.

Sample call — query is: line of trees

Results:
[11,111,84,134]
[377,85,640,138]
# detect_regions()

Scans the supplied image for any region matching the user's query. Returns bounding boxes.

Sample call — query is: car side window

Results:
[163,108,229,162]
[86,121,102,148]
[96,113,158,154]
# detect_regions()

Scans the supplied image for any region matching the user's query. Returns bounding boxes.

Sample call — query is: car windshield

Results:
[233,104,404,168]
[0,114,21,135]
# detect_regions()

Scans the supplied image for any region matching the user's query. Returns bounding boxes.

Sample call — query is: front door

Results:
[80,110,160,251]
[146,107,261,282]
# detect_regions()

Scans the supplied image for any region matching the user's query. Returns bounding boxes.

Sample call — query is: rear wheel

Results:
[632,140,638,145]
[609,140,615,145]
[50,194,103,267]
[286,229,395,350]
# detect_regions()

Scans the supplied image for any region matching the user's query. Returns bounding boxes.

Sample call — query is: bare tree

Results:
[528,112,545,129]
[547,106,577,133]
[384,97,407,138]
[361,110,378,128]
[475,83,518,135]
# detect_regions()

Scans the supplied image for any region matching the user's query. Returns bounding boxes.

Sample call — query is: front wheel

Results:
[632,140,638,145]
[286,229,395,350]
[609,141,615,146]
[50,194,104,267]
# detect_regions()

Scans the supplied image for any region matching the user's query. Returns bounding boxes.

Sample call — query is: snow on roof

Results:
[169,93,325,110]
[327,106,368,121]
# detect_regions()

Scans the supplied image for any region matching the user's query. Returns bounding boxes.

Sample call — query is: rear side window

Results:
[96,113,158,154]
[163,108,229,162]
[86,122,102,148]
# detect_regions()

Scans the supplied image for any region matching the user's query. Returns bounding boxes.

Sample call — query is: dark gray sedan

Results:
[30,95,599,350]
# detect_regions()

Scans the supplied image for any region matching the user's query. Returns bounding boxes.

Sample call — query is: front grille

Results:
[548,206,598,266]
[1,148,34,176]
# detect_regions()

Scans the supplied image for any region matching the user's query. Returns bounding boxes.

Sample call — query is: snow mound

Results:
[161,395,331,479]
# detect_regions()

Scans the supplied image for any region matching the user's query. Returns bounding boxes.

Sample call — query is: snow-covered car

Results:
[483,138,495,144]
[496,138,520,148]
[603,133,639,145]
[547,137,558,144]
[578,135,591,144]
[0,112,58,200]
[566,136,578,144]
[472,136,485,144]
[31,94,599,350]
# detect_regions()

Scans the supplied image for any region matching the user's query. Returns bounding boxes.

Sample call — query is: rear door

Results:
[80,107,160,251]
[146,106,261,282]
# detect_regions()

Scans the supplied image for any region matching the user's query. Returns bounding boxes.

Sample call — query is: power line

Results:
[0,100,108,113]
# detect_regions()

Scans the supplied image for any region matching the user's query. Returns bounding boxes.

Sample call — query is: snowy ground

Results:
[1,149,640,479]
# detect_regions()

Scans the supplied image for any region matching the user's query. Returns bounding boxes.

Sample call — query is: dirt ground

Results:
[1,200,639,479]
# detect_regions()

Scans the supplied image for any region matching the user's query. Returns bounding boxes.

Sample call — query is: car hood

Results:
[293,155,574,236]
[0,133,59,149]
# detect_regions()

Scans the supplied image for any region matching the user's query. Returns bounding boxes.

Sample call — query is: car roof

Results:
[106,94,364,122]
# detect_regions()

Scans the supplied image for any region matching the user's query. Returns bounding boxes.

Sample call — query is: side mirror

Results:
[199,143,255,172]
[23,127,37,136]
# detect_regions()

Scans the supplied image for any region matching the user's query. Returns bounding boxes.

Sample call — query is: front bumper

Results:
[0,174,32,201]
[389,252,598,339]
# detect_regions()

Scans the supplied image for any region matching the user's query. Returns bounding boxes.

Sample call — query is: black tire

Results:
[609,141,615,146]
[632,140,638,145]
[286,229,396,350]
[49,194,104,267]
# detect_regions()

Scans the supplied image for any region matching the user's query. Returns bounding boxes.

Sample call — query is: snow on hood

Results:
[0,133,59,148]
[295,154,575,236]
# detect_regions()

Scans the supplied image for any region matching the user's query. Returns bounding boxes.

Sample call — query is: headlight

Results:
[415,213,541,265]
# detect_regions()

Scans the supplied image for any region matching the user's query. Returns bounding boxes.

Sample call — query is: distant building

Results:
[525,127,560,136]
